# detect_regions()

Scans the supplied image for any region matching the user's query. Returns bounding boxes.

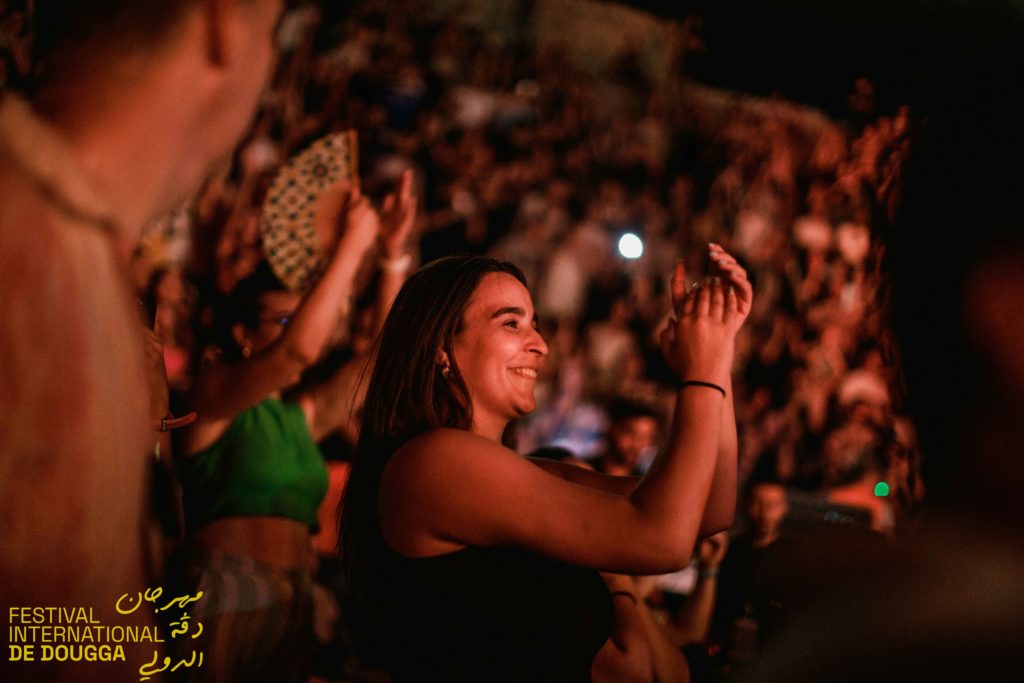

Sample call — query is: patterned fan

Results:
[261,130,358,292]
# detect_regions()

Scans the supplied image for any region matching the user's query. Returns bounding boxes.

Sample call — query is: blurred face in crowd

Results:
[451,273,548,437]
[822,421,876,485]
[746,482,788,544]
[235,290,301,355]
[608,416,658,469]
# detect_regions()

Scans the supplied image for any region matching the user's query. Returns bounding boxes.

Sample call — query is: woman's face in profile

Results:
[451,273,549,435]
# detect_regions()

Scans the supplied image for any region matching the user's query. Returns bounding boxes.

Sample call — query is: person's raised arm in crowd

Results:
[679,243,752,535]
[299,171,418,444]
[593,572,692,683]
[667,531,730,647]
[185,187,379,453]
[373,168,418,335]
[530,243,752,540]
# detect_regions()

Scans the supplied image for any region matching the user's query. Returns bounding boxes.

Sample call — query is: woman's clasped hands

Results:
[660,243,753,386]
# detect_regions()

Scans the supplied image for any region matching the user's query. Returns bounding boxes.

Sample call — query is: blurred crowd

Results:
[0,1,31,92]
[128,0,920,531]
[2,0,926,680]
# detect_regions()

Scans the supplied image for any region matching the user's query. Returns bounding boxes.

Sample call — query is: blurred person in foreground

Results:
[0,1,283,680]
[743,4,1024,680]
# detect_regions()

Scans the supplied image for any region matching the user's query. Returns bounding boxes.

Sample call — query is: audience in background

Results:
[1,1,948,681]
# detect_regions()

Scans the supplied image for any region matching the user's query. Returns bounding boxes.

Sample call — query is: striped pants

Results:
[177,549,315,683]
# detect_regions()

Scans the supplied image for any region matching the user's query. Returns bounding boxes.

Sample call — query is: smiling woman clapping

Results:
[340,248,752,682]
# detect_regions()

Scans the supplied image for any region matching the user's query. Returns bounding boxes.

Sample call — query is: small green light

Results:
[874,481,890,497]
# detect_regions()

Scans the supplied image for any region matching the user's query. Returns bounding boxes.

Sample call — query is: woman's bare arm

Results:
[592,574,655,683]
[380,277,740,574]
[299,352,370,443]
[528,458,639,495]
[685,245,753,535]
[297,172,417,442]
[185,189,378,452]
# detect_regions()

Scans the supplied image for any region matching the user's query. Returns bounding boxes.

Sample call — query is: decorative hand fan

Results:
[260,130,359,292]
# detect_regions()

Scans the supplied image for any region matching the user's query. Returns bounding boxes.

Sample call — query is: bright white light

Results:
[618,232,644,259]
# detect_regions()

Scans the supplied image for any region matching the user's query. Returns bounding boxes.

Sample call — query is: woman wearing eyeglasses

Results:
[176,175,415,683]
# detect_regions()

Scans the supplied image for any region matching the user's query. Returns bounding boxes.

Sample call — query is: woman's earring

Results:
[441,364,450,379]
[242,346,252,358]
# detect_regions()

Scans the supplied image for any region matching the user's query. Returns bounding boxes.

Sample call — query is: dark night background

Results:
[627,0,1020,117]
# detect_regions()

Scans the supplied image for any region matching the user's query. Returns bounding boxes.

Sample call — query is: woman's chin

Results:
[514,397,538,416]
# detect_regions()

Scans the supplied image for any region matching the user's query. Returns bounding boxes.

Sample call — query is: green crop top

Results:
[179,398,328,529]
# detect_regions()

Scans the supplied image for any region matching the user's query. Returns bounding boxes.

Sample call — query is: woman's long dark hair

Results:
[338,254,527,657]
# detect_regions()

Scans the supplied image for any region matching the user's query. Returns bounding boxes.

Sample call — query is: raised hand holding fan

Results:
[260,130,359,292]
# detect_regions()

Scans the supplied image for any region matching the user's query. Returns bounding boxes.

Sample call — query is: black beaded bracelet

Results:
[676,380,727,397]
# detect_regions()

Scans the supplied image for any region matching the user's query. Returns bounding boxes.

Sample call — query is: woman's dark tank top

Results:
[380,544,613,682]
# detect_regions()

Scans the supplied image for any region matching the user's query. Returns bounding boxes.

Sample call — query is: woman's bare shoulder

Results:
[378,428,525,551]
[390,428,514,472]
